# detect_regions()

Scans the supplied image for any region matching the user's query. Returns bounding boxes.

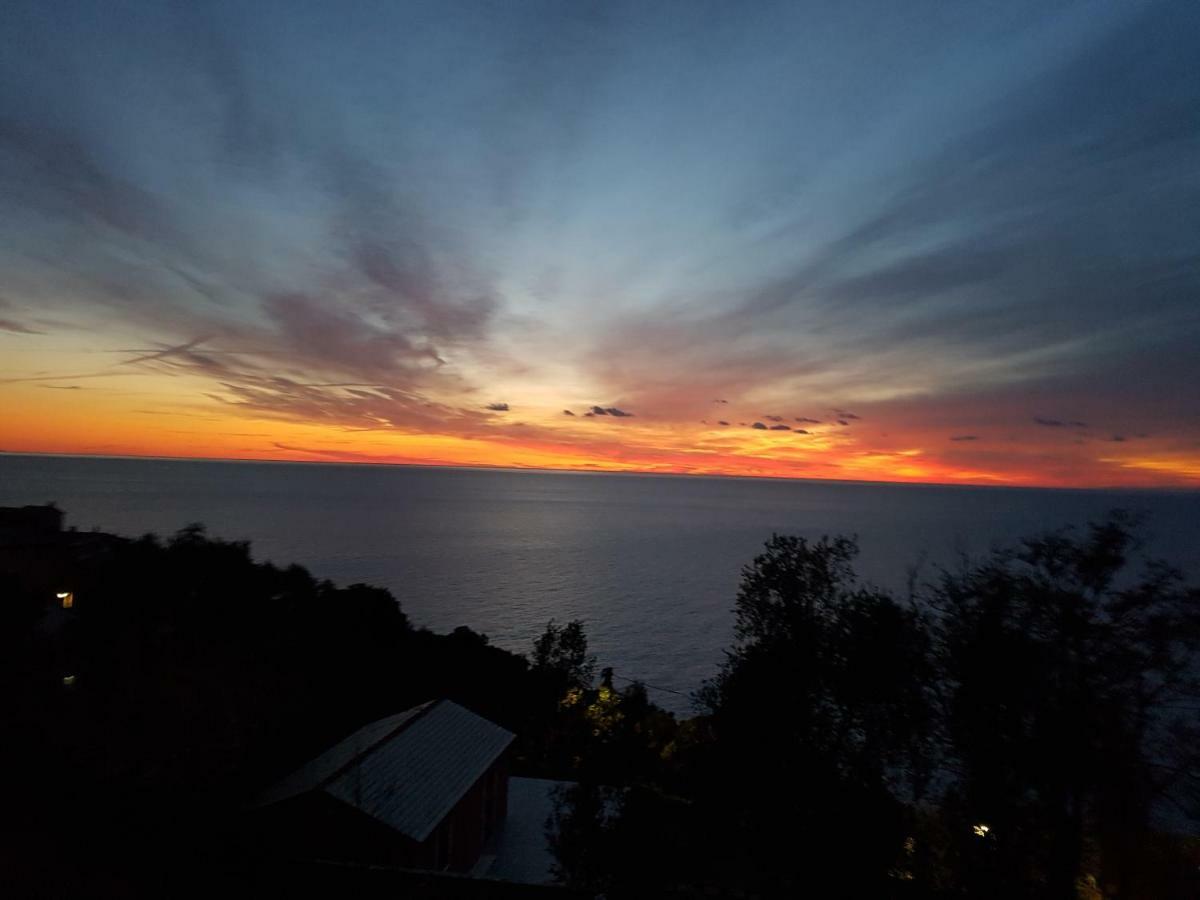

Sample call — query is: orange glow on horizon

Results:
[1,352,1196,490]
[3,387,1197,490]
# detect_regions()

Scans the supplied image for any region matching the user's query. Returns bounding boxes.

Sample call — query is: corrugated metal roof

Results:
[257,702,435,807]
[259,700,514,843]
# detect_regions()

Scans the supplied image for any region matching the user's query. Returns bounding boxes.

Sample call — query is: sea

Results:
[2,453,1197,715]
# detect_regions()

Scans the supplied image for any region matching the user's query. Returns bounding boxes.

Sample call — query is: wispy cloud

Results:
[0,2,1197,486]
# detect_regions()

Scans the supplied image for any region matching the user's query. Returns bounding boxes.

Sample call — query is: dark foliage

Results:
[3,512,1196,898]
[932,515,1200,898]
[548,516,1200,899]
[0,524,659,896]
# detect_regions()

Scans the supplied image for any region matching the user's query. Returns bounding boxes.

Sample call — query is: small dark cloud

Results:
[1034,417,1088,428]
[949,435,979,442]
[590,405,632,417]
[1109,434,1127,442]
[713,398,728,404]
[837,419,849,426]
[584,412,595,417]
[832,409,861,420]
[562,409,575,416]
[795,417,821,424]
[717,420,729,426]
[794,429,809,435]
[764,414,784,422]
[485,402,509,411]
[752,422,768,430]
[38,384,84,390]
[769,424,791,431]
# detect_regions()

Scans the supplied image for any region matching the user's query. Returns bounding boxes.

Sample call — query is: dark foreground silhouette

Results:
[550,514,1200,899]
[0,510,1196,897]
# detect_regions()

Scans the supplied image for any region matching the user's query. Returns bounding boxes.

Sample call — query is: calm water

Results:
[2,454,1197,713]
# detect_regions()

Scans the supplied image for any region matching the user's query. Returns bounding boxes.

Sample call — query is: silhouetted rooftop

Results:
[258,699,515,842]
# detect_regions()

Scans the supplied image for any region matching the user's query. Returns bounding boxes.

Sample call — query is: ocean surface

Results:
[2,453,1197,714]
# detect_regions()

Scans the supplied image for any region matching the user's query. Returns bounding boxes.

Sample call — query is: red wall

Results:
[416,749,510,873]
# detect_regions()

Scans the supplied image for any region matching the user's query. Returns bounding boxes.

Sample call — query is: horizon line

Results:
[1,449,1195,495]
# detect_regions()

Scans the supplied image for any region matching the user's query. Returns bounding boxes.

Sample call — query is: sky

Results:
[1,1,1198,487]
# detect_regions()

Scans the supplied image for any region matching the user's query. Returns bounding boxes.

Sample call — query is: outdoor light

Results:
[57,591,74,609]
[62,675,76,687]
[972,824,990,838]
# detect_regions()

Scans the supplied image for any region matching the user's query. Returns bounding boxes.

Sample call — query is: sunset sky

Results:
[1,1,1198,487]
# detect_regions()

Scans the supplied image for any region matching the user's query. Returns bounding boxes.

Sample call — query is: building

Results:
[0,504,122,602]
[0,504,64,541]
[254,699,514,873]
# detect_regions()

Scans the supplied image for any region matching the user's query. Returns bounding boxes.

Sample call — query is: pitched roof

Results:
[258,699,515,842]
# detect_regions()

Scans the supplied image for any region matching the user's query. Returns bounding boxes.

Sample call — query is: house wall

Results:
[414,749,511,873]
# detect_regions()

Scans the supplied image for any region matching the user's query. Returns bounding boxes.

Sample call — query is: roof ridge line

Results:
[313,698,444,792]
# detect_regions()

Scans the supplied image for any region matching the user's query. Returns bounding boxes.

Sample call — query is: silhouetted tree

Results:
[531,618,596,691]
[933,514,1200,899]
[694,534,936,894]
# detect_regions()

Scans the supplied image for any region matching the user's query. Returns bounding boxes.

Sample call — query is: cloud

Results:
[1034,417,1088,428]
[0,318,42,334]
[573,7,1200,435]
[717,420,729,426]
[120,337,214,367]
[269,442,448,466]
[794,429,809,435]
[351,240,496,342]
[752,422,767,430]
[764,414,784,422]
[1,2,1198,487]
[562,409,575,416]
[485,402,509,411]
[949,435,979,442]
[0,297,44,334]
[589,405,632,417]
[769,424,791,431]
